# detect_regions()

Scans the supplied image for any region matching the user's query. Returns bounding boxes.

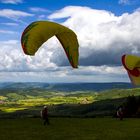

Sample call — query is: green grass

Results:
[0,118,140,140]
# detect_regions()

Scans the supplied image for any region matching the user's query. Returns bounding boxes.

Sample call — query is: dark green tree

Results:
[124,95,138,117]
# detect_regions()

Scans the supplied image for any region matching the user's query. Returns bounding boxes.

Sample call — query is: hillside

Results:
[0,83,140,118]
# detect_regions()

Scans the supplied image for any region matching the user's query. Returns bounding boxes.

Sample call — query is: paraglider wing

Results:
[21,21,79,68]
[122,54,140,85]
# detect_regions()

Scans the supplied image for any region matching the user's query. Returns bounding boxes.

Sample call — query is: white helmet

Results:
[44,106,47,109]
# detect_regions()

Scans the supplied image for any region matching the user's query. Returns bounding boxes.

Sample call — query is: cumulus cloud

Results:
[0,40,26,72]
[0,38,125,74]
[0,39,57,72]
[48,6,140,67]
[0,0,23,4]
[1,6,140,82]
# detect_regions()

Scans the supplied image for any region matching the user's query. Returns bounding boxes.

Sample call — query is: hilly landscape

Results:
[0,82,133,92]
[0,82,140,118]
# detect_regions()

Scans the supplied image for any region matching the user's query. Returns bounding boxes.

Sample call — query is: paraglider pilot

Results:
[117,106,124,120]
[41,106,50,125]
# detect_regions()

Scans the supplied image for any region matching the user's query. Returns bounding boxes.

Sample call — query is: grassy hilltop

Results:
[0,118,140,140]
[0,86,140,140]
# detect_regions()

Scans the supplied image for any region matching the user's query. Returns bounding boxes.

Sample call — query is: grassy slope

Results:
[96,88,140,100]
[0,118,140,140]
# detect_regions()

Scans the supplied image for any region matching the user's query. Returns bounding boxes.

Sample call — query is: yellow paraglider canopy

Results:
[21,21,79,68]
[122,54,140,85]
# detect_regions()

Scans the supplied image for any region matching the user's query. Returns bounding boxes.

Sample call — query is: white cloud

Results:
[119,0,130,5]
[0,66,129,83]
[0,0,23,4]
[29,7,51,13]
[1,6,140,82]
[1,22,18,26]
[38,15,47,20]
[118,0,139,5]
[0,40,19,45]
[0,39,57,72]
[0,29,17,34]
[67,65,125,76]
[48,6,140,67]
[0,9,33,20]
[0,38,129,82]
[29,7,51,20]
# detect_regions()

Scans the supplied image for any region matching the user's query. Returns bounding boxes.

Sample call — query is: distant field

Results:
[0,118,140,140]
[1,88,140,118]
[1,88,140,113]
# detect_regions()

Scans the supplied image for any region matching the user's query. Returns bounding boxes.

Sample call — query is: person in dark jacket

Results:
[117,106,124,120]
[41,106,50,125]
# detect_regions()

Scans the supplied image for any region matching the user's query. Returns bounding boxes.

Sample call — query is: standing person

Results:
[117,106,124,120]
[41,106,50,125]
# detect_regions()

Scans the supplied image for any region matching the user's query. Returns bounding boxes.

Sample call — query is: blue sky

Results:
[0,0,139,15]
[0,0,140,83]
